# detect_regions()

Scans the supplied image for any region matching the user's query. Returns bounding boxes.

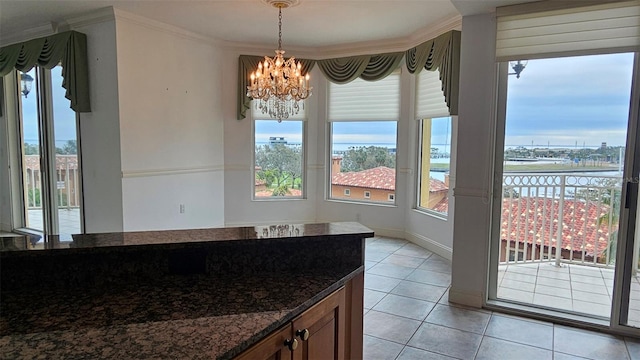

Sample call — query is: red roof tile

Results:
[331,166,395,191]
[433,197,449,213]
[428,196,616,257]
[429,178,448,192]
[501,197,615,257]
[255,188,302,197]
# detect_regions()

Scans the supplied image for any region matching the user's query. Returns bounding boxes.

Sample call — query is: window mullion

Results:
[37,67,59,236]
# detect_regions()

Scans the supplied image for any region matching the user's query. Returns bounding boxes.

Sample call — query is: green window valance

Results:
[0,30,91,113]
[238,30,460,120]
[406,30,461,115]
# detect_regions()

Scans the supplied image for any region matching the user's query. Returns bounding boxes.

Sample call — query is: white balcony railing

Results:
[500,174,621,268]
[24,155,80,211]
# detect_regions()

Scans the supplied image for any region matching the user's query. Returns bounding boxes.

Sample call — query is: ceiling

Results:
[0,0,534,48]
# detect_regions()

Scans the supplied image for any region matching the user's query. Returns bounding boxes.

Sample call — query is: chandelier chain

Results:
[278,7,282,51]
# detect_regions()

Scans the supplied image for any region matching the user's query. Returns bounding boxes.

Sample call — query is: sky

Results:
[21,66,77,146]
[504,52,634,148]
[22,52,635,150]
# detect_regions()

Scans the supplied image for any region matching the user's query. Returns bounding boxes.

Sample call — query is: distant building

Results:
[269,137,287,146]
[330,156,395,202]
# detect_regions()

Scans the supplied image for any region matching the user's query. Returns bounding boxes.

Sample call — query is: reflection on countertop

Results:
[0,221,372,251]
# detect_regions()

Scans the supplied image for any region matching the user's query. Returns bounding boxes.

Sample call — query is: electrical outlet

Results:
[179,204,185,214]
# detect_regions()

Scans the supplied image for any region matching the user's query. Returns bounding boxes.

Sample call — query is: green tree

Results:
[56,140,77,155]
[573,177,621,264]
[23,143,39,155]
[341,146,395,172]
[255,144,302,195]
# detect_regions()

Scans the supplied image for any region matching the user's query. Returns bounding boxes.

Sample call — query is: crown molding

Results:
[0,22,58,46]
[64,6,116,29]
[110,8,221,47]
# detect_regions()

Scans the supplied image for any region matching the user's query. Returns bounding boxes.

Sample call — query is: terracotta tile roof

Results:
[331,166,395,191]
[433,197,449,213]
[429,178,448,192]
[501,197,615,257]
[428,195,616,257]
[255,188,302,197]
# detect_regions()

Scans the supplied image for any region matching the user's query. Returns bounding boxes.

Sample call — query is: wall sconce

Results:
[509,60,528,79]
[20,73,34,98]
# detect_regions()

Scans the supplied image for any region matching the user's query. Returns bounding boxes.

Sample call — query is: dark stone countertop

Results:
[0,268,362,360]
[0,222,372,359]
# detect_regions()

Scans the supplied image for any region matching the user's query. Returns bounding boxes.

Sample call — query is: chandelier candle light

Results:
[247,0,312,122]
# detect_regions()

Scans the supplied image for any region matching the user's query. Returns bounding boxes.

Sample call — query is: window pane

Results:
[51,65,81,239]
[330,121,397,203]
[254,120,304,198]
[417,117,451,215]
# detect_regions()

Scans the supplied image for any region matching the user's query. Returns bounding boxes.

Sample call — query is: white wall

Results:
[73,18,125,233]
[449,13,497,307]
[114,13,225,231]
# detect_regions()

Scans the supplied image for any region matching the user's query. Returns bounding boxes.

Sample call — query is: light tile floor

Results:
[363,236,640,360]
[498,262,640,327]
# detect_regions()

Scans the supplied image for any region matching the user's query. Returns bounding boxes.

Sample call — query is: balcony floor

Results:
[498,262,640,327]
[27,208,81,240]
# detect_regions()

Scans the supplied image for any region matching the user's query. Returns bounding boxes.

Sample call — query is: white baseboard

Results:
[448,287,484,308]
[404,231,453,261]
[367,226,405,240]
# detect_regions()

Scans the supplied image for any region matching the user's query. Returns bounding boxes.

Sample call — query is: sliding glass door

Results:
[489,52,640,332]
[14,66,82,246]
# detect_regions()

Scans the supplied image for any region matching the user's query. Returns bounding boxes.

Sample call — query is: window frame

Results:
[414,117,453,219]
[6,66,84,239]
[327,120,399,206]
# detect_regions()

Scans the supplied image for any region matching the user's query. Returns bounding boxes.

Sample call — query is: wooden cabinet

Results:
[292,286,345,360]
[234,325,294,360]
[235,273,364,360]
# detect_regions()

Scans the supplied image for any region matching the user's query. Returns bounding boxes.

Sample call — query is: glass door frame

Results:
[8,67,84,241]
[487,53,640,335]
[611,52,640,335]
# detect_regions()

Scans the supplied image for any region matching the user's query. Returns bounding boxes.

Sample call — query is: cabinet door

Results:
[292,287,346,360]
[234,324,294,360]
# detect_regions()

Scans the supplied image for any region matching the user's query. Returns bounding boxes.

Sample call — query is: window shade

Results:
[496,1,640,61]
[415,69,449,120]
[251,99,306,120]
[329,72,400,121]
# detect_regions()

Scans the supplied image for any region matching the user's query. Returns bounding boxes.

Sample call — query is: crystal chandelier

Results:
[247,0,312,122]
